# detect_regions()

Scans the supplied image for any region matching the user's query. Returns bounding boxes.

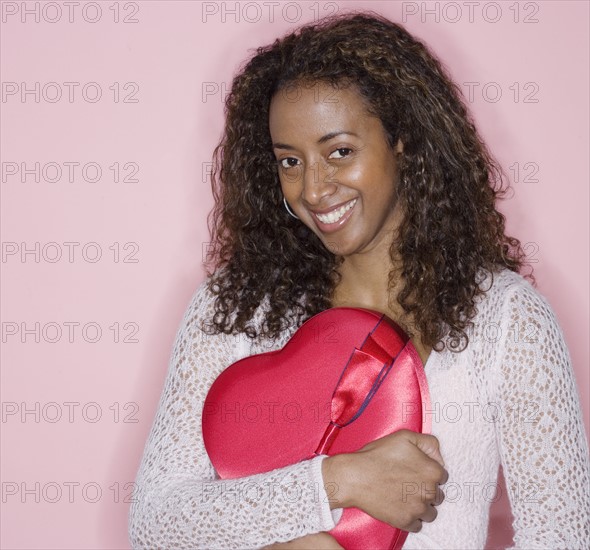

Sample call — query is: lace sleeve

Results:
[493,281,590,549]
[128,280,340,549]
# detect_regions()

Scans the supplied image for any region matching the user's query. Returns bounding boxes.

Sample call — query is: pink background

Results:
[1,1,588,548]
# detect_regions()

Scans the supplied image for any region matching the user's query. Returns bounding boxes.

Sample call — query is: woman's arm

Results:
[494,281,590,548]
[127,278,448,549]
[127,280,340,549]
[262,532,344,549]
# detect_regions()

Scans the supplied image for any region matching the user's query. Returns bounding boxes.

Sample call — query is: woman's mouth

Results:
[310,198,358,234]
[313,198,357,224]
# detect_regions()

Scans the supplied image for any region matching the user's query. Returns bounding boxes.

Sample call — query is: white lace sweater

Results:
[128,268,590,549]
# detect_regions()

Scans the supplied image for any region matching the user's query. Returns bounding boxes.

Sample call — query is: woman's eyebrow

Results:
[273,131,360,150]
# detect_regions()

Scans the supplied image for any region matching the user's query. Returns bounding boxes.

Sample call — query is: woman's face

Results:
[269,81,403,259]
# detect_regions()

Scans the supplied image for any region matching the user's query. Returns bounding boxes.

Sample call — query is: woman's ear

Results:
[394,139,404,154]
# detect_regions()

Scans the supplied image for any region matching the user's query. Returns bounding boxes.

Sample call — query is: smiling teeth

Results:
[315,199,357,224]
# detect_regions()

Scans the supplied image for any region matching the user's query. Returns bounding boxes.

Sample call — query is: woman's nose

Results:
[302,161,337,205]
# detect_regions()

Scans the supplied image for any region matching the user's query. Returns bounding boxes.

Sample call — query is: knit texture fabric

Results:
[128,268,590,549]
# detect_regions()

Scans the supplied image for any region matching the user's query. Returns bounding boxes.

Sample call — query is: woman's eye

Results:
[279,158,300,169]
[328,147,352,159]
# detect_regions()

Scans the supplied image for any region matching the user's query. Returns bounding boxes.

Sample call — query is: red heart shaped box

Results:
[202,307,431,549]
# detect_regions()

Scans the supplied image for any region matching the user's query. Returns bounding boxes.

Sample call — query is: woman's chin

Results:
[319,238,354,257]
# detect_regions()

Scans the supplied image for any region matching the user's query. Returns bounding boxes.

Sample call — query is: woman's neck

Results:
[331,247,403,310]
[330,255,432,365]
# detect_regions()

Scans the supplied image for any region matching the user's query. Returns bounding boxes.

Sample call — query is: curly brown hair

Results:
[204,11,532,352]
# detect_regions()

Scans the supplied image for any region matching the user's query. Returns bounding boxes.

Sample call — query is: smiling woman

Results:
[128,10,590,550]
[269,81,428,360]
[270,82,403,254]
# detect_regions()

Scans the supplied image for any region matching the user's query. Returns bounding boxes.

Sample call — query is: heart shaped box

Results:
[202,307,431,549]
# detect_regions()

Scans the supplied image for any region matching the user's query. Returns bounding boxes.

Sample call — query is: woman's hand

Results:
[322,430,448,533]
[261,532,344,549]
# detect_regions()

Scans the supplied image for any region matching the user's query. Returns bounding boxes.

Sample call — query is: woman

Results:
[128,11,590,549]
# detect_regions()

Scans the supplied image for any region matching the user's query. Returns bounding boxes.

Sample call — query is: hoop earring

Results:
[283,196,299,220]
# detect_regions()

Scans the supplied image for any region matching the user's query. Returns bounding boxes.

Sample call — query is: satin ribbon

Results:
[315,318,405,455]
